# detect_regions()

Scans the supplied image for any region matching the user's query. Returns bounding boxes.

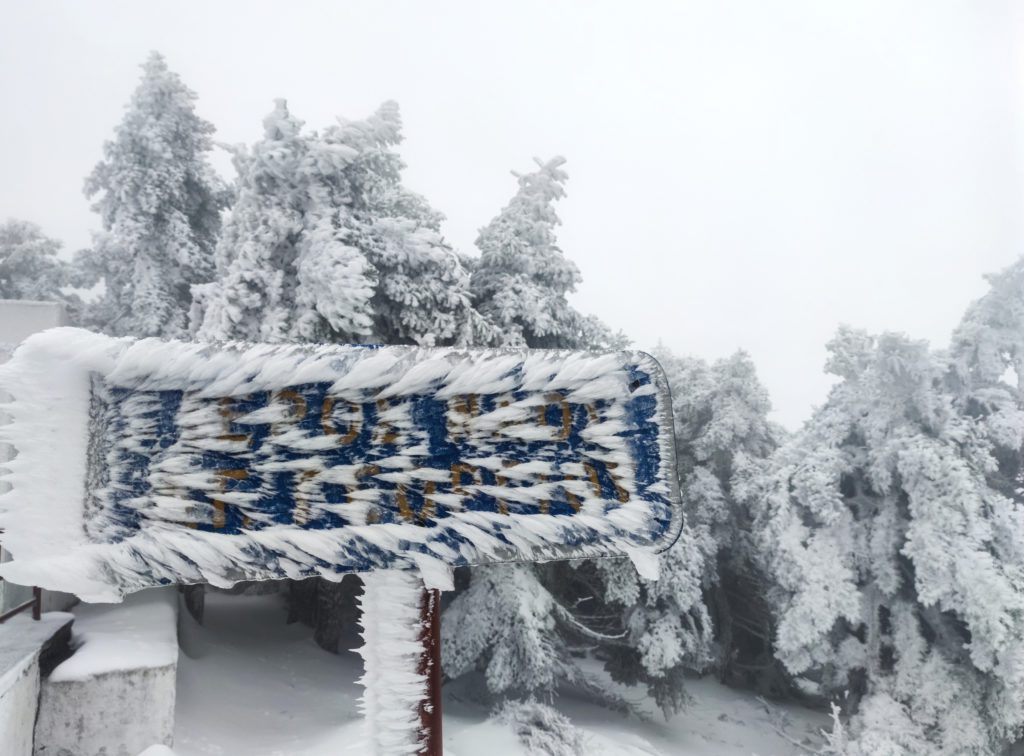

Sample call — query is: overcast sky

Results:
[1,0,1022,428]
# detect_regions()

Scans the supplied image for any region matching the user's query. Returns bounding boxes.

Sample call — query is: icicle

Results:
[356,570,430,755]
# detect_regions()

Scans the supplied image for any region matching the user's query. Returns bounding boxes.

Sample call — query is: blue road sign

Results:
[0,329,680,600]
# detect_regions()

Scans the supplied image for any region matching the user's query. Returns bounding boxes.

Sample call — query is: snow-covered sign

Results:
[0,329,680,601]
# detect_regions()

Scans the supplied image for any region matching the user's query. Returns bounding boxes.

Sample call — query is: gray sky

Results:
[2,0,1022,428]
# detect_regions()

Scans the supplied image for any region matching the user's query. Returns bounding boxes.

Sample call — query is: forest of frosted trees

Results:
[3,53,1024,755]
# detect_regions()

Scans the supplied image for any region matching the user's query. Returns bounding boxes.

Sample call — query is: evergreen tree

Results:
[329,104,490,347]
[195,99,484,347]
[753,324,1024,754]
[470,157,595,349]
[579,348,784,718]
[78,52,228,337]
[0,220,78,314]
[951,256,1024,400]
[194,99,375,343]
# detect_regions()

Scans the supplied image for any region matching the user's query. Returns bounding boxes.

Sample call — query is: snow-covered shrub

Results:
[492,699,587,756]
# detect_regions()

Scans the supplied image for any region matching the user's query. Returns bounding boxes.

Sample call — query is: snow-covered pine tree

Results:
[753,322,1024,754]
[195,99,484,349]
[443,158,626,709]
[326,103,491,347]
[581,348,784,718]
[470,157,602,350]
[193,99,374,343]
[0,220,79,316]
[77,52,228,338]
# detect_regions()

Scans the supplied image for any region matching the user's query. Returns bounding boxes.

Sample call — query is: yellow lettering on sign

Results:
[293,469,319,526]
[537,393,572,440]
[275,390,308,421]
[218,398,251,445]
[447,395,479,439]
[420,480,437,522]
[603,461,630,503]
[451,463,478,495]
[375,399,399,445]
[322,397,362,444]
[211,468,249,529]
[396,484,413,522]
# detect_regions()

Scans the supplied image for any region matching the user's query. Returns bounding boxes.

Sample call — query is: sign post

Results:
[0,328,681,755]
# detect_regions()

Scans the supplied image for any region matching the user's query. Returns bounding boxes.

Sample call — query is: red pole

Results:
[32,586,42,620]
[417,587,443,755]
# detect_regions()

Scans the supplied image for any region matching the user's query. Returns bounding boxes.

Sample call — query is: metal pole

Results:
[417,586,442,755]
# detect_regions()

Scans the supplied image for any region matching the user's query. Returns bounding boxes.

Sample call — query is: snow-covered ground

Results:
[167,590,828,756]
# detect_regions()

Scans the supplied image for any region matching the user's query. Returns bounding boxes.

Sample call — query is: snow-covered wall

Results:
[0,614,74,756]
[34,665,177,756]
[33,591,179,756]
[0,655,38,756]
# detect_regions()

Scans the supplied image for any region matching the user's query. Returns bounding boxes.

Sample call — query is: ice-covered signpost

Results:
[0,328,680,755]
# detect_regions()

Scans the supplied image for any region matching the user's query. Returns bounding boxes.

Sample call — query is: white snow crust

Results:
[0,328,680,601]
[49,588,178,682]
[356,570,430,755]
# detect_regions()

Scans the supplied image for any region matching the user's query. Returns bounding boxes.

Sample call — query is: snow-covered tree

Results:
[753,324,1024,754]
[78,52,228,337]
[580,348,784,718]
[444,563,635,714]
[952,256,1024,400]
[194,99,373,342]
[330,104,490,347]
[195,99,484,348]
[0,220,78,313]
[443,158,625,705]
[470,157,599,349]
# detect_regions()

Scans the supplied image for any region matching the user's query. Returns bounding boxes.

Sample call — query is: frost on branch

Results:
[752,320,1024,754]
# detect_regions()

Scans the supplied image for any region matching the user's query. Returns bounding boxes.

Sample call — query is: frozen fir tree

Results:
[0,220,79,314]
[195,99,483,348]
[752,323,1024,754]
[78,52,228,337]
[444,563,637,714]
[327,103,491,347]
[952,255,1024,400]
[664,349,787,694]
[470,157,598,349]
[443,157,624,705]
[194,99,374,343]
[581,348,784,718]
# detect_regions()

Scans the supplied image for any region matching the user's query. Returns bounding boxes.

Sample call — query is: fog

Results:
[2,0,1021,427]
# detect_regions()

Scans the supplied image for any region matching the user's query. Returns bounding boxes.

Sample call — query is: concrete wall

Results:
[0,615,73,756]
[0,655,40,756]
[34,664,177,756]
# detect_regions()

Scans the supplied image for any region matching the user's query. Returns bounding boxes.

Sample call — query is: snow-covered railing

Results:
[0,585,40,623]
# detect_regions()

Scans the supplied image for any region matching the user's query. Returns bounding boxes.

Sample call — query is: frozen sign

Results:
[0,329,680,601]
